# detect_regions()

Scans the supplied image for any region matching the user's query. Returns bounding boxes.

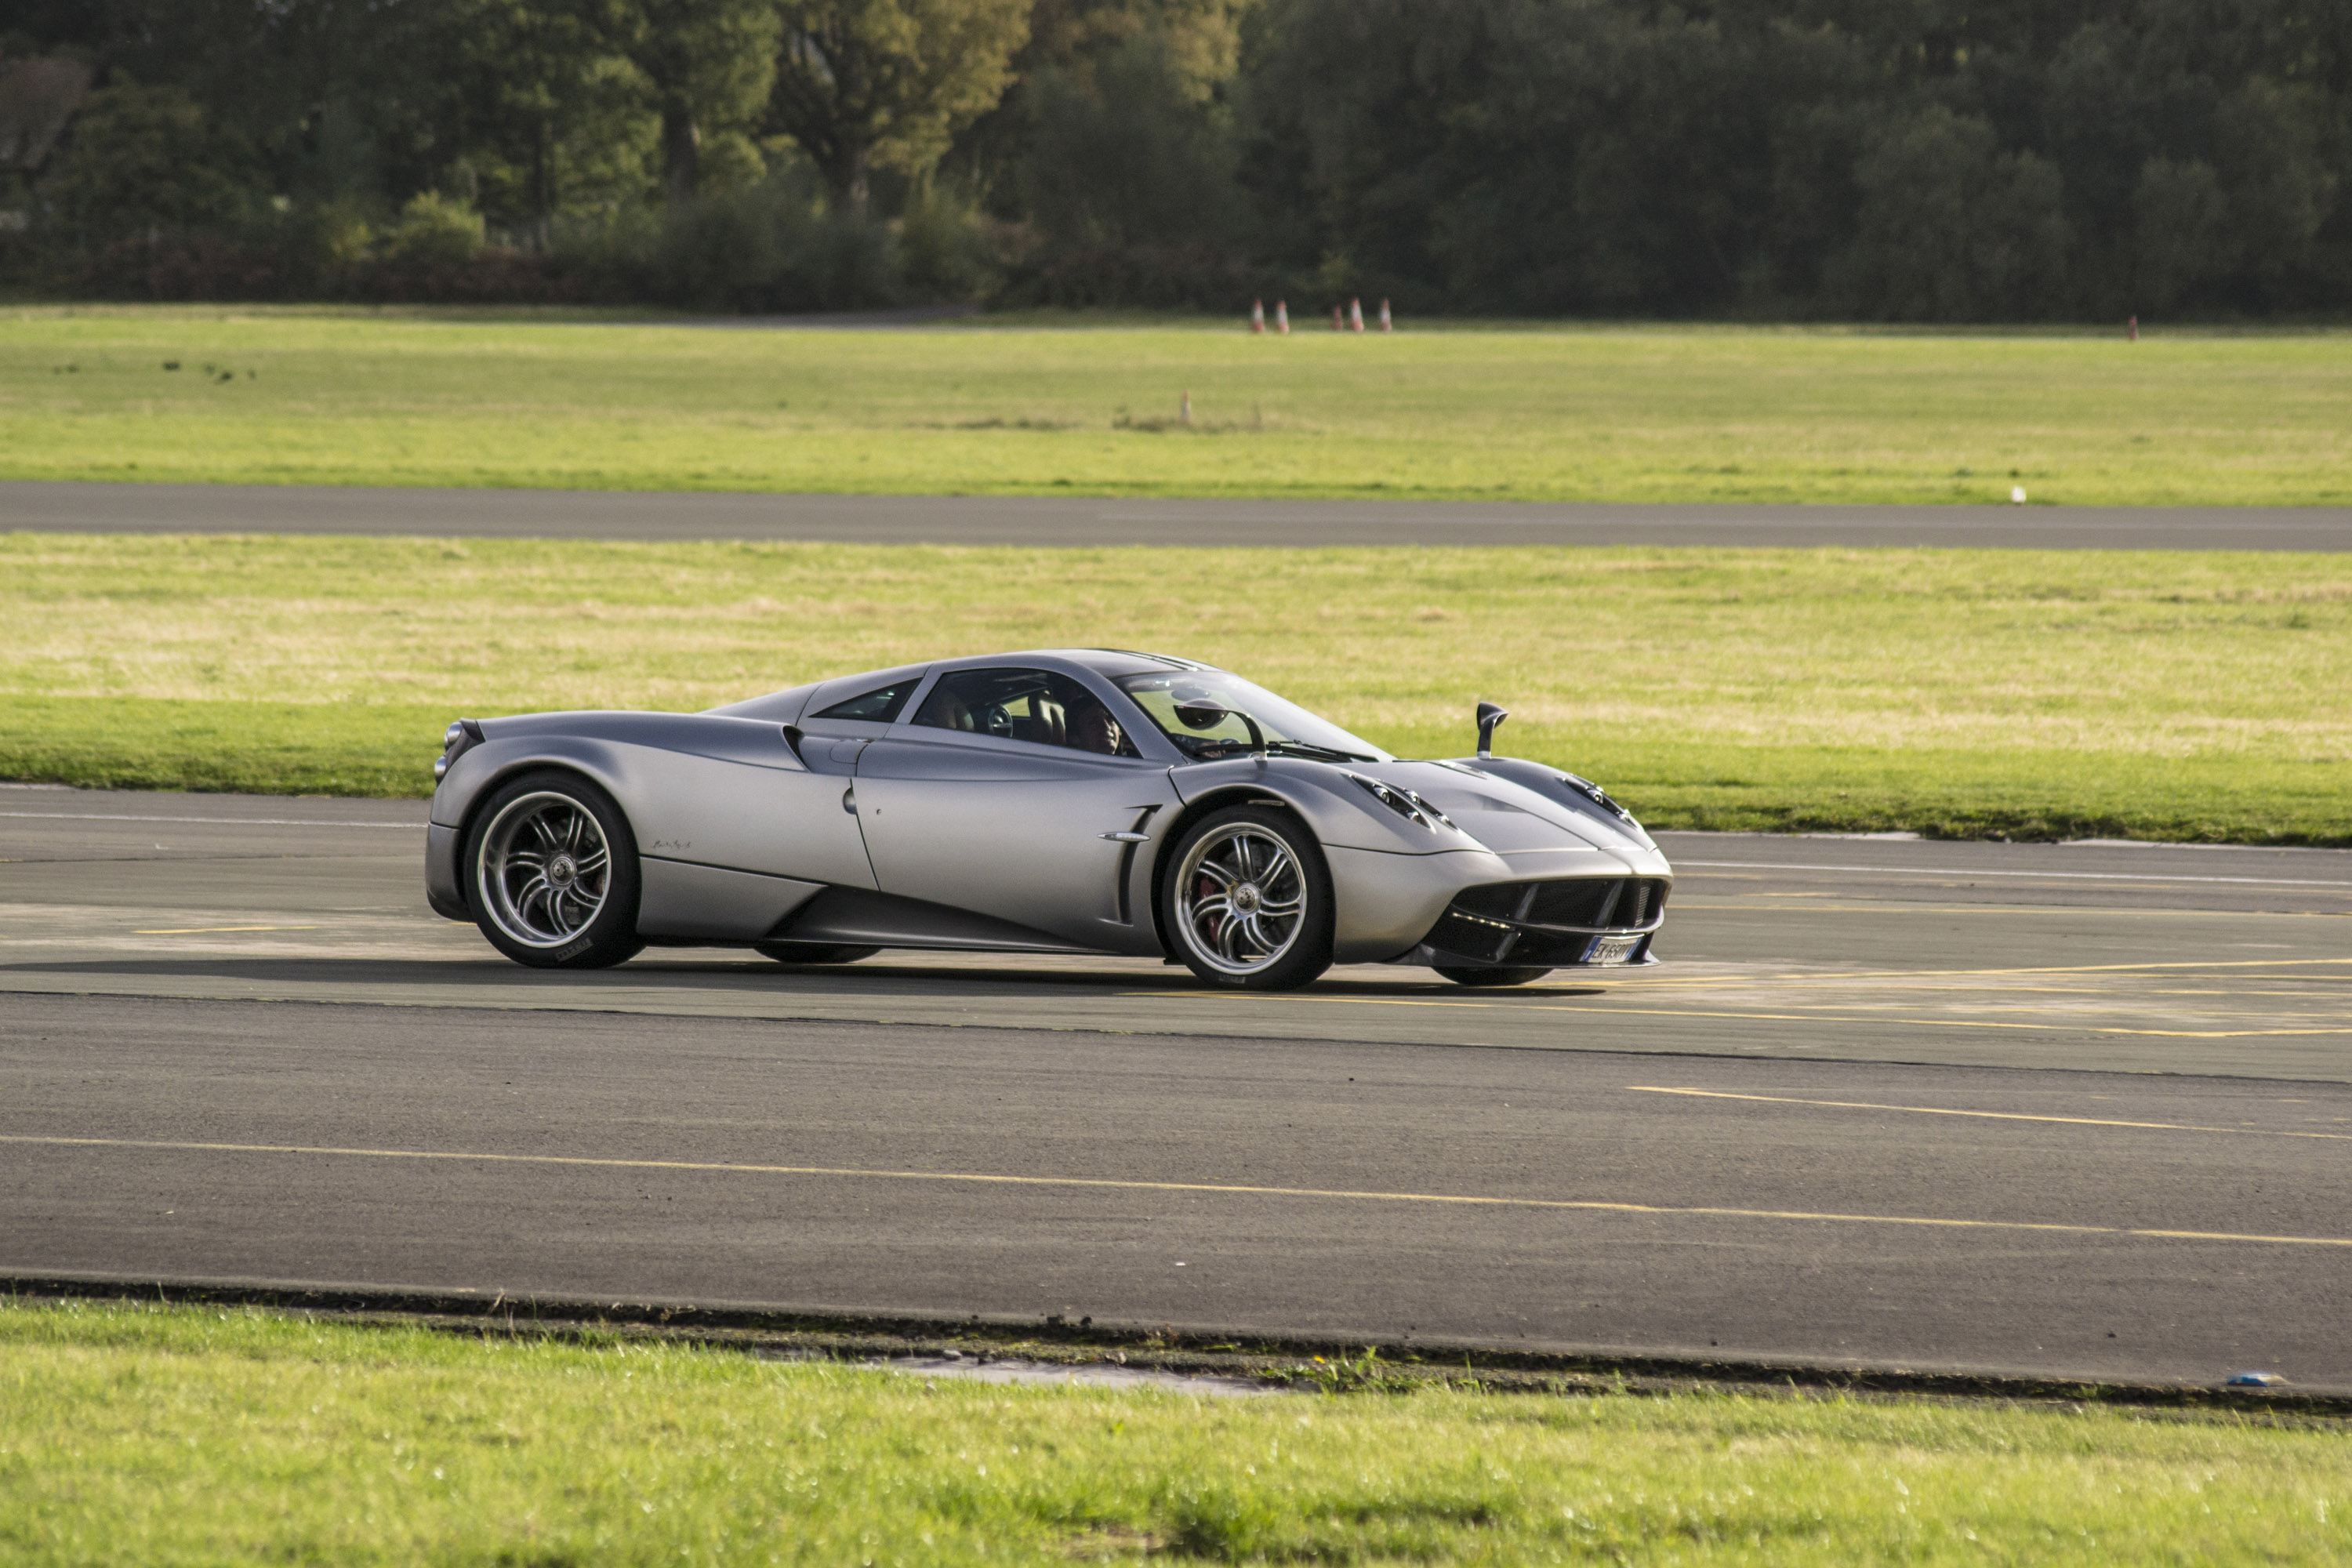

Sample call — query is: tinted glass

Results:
[1115,671,1388,760]
[913,668,1139,756]
[812,682,913,722]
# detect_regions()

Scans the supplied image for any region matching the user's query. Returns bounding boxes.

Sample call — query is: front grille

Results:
[1420,877,1668,967]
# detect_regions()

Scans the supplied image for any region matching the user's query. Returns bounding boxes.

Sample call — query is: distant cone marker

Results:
[1181,390,1192,424]
[1274,299,1290,334]
[1378,298,1392,332]
[2010,485,2027,505]
[1348,297,1365,332]
[1332,305,1344,331]
[1250,299,1265,334]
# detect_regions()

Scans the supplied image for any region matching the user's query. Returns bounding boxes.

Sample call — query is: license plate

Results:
[1581,935,1643,965]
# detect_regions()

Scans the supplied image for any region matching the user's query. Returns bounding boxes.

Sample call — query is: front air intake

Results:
[1418,877,1668,967]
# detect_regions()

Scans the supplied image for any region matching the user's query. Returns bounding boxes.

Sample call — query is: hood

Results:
[1174,754,1668,878]
[1374,760,1653,855]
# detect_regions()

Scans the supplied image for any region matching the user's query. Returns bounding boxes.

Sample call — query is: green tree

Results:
[1831,106,2072,321]
[2133,157,2232,313]
[441,0,655,241]
[1019,27,1243,247]
[383,191,488,267]
[2212,78,2339,299]
[1022,0,1250,99]
[612,0,781,207]
[42,79,262,238]
[768,0,1031,214]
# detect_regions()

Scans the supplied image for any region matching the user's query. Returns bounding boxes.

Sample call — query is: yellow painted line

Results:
[1127,991,2352,1040]
[1579,956,2352,989]
[1675,858,2352,891]
[1578,1010,2352,1040]
[132,925,323,935]
[1627,1087,2352,1142]
[3,1133,2345,1250]
[1317,957,2352,998]
[1669,902,2347,920]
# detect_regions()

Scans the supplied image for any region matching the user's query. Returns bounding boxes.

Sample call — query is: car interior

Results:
[913,668,1138,757]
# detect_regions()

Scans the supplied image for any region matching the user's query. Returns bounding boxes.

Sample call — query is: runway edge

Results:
[7,1272,2342,1417]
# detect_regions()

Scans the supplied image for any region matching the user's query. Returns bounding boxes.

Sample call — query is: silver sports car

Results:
[424,649,1671,989]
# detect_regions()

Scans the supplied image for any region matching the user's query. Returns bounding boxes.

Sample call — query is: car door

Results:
[626,728,877,890]
[742,666,931,887]
[851,666,1177,948]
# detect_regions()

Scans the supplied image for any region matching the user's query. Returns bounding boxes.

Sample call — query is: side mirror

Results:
[1174,696,1266,753]
[1476,701,1509,758]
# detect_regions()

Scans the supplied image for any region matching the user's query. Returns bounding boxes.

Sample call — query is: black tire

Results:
[463,768,644,969]
[1160,804,1334,991]
[754,942,882,965]
[1434,964,1555,987]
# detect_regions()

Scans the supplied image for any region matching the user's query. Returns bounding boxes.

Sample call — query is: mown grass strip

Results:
[2,1298,2346,1566]
[4,534,2347,841]
[6,307,2352,505]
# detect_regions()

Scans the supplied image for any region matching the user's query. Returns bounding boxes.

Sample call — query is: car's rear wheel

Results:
[466,769,644,969]
[1434,964,1554,987]
[1162,805,1334,991]
[755,942,881,965]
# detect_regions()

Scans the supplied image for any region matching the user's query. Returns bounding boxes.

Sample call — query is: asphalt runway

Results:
[5,789,2350,1388]
[9,479,2352,550]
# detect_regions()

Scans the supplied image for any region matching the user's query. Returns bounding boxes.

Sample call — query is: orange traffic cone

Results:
[1274,300,1289,334]
[2128,314,2139,342]
[1250,299,1265,334]
[1378,298,1392,332]
[1331,305,1343,331]
[1348,297,1365,332]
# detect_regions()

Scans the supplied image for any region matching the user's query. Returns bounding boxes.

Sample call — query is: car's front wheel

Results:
[465,769,644,969]
[1162,805,1334,990]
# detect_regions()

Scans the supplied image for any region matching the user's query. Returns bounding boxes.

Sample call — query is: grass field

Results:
[6,534,2348,840]
[3,1299,2345,1566]
[5,306,2351,505]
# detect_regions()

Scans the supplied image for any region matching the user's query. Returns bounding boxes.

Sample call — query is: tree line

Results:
[3,0,2347,318]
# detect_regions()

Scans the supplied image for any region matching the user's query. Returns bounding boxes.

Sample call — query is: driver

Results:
[1068,702,1125,755]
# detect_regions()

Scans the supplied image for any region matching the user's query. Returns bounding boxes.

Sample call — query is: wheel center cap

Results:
[549,855,576,888]
[1233,883,1261,913]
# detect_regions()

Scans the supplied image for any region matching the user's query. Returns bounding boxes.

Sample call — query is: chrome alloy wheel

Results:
[1174,823,1307,976]
[476,791,612,949]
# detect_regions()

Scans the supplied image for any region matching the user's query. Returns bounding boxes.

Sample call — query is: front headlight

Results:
[434,718,484,782]
[1347,772,1453,830]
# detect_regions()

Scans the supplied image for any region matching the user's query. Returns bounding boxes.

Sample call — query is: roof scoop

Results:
[1475,702,1509,758]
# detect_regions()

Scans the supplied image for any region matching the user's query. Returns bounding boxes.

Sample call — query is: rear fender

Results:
[428,713,826,921]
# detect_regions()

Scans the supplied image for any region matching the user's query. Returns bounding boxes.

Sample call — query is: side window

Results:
[913,669,1138,756]
[812,682,914,722]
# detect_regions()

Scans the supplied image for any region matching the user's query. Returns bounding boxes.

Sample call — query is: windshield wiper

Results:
[1264,739,1378,762]
[1175,736,1375,762]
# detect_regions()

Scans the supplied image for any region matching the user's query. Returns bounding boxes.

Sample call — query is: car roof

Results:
[935,648,1216,677]
[704,650,1216,721]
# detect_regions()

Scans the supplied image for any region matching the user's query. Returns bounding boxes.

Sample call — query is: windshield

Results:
[1116,672,1390,761]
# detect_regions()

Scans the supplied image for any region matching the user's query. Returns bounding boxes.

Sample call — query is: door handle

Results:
[842,788,858,815]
